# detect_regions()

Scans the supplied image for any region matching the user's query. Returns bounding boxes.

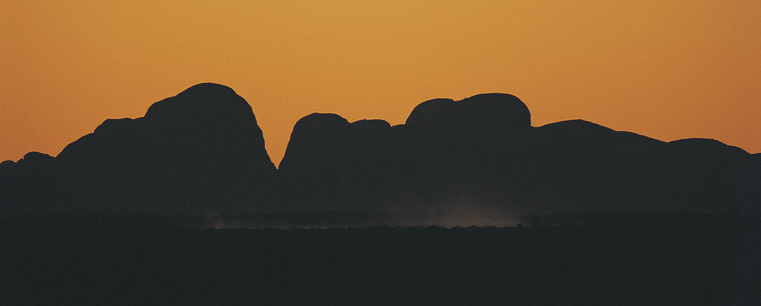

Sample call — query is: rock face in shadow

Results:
[277,93,531,213]
[1,83,277,215]
[662,138,759,213]
[0,152,60,214]
[278,114,395,211]
[2,86,758,217]
[405,93,530,133]
[279,94,760,215]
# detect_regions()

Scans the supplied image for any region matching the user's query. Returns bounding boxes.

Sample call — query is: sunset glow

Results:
[2,1,759,164]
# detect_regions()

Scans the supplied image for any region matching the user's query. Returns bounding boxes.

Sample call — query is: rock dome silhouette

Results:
[52,83,275,214]
[1,83,758,216]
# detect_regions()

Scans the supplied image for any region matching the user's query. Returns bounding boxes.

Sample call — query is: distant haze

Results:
[2,1,759,163]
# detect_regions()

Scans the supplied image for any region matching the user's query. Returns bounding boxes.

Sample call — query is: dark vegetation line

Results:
[1,213,758,305]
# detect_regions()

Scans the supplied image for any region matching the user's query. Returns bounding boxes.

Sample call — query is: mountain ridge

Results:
[2,83,758,216]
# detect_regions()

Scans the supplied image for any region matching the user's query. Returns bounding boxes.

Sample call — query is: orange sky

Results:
[2,1,759,165]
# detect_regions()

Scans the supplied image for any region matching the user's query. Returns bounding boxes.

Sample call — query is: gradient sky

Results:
[2,1,759,165]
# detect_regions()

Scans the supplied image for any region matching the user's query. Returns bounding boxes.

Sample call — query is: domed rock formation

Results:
[406,93,530,130]
[661,138,760,213]
[47,83,277,214]
[395,94,534,209]
[278,93,759,215]
[278,113,352,174]
[278,113,397,211]
[3,86,758,217]
[278,93,536,213]
[0,152,61,215]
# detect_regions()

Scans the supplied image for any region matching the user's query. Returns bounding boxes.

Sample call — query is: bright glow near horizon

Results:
[2,1,759,164]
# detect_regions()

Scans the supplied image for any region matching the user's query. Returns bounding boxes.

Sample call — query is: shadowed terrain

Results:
[1,83,278,215]
[1,83,759,305]
[278,93,759,216]
[1,213,758,305]
[2,83,759,218]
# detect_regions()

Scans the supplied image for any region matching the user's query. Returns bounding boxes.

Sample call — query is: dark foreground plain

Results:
[2,213,758,306]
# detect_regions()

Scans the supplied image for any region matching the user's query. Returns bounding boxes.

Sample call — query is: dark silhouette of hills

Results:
[2,84,760,304]
[277,114,397,211]
[0,152,58,213]
[279,94,760,215]
[1,83,277,215]
[1,83,759,216]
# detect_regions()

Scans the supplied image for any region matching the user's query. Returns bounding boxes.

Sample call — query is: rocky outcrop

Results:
[278,114,396,211]
[279,94,760,215]
[0,152,60,214]
[661,138,759,213]
[1,83,277,215]
[3,85,758,216]
[405,93,530,131]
